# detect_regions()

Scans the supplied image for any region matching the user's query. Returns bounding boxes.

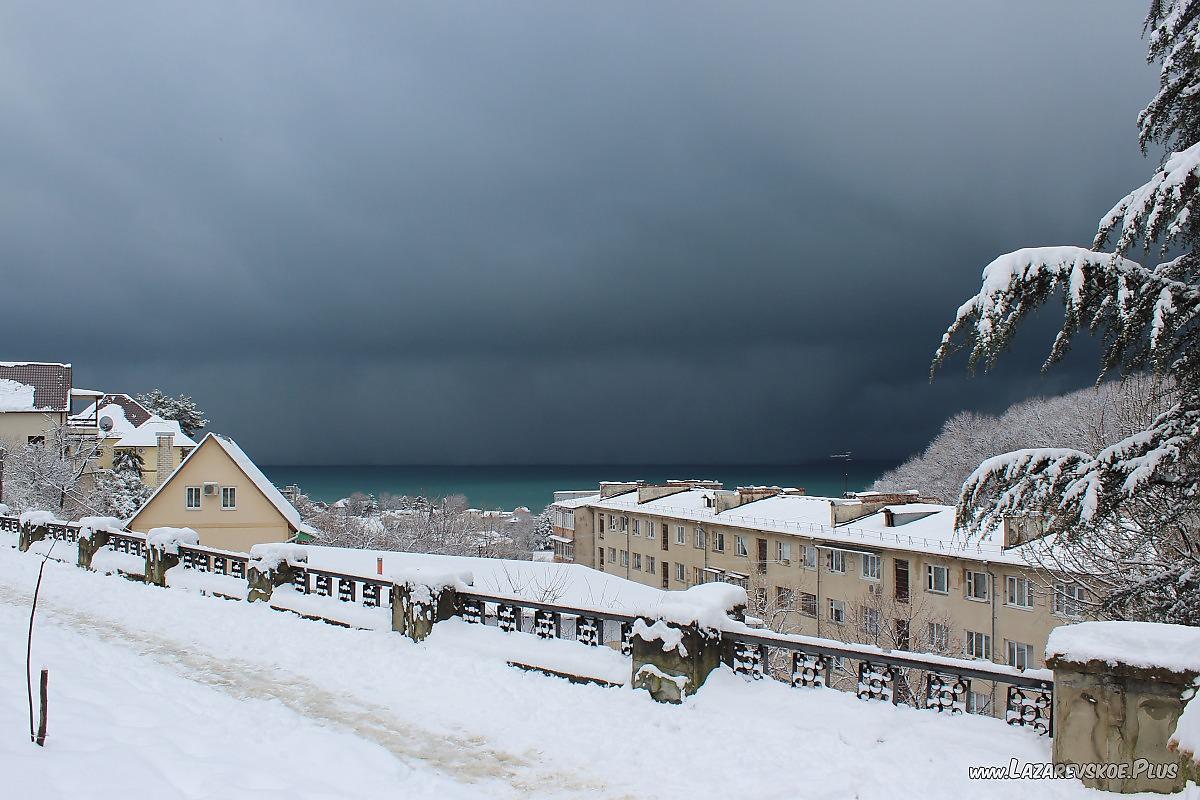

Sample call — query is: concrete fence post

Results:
[145,527,200,588]
[246,543,309,603]
[1046,621,1200,794]
[629,582,748,704]
[389,567,473,642]
[18,522,48,553]
[77,529,110,570]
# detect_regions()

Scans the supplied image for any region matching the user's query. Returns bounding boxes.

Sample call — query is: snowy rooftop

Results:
[113,417,198,449]
[579,488,1025,564]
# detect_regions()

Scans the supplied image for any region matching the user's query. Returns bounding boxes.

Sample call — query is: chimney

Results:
[155,432,174,487]
[1002,514,1046,549]
[600,481,642,499]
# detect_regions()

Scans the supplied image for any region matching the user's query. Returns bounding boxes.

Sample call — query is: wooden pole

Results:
[35,669,47,747]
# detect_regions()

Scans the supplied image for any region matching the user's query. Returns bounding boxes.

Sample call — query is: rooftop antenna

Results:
[830,451,852,497]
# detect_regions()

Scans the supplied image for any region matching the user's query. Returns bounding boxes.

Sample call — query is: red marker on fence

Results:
[377,557,383,576]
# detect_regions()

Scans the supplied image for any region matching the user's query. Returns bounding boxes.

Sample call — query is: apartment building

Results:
[551,481,1086,713]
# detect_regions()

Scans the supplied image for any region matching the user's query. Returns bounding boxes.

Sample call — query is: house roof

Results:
[578,487,1031,565]
[75,394,155,428]
[113,418,198,449]
[129,432,306,533]
[0,362,72,412]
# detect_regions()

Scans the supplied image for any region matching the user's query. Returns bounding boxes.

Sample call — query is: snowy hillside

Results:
[0,546,1128,800]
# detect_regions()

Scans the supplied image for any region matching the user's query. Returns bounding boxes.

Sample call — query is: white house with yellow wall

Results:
[127,433,318,552]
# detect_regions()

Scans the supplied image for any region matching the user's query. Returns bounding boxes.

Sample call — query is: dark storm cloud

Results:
[0,1,1156,464]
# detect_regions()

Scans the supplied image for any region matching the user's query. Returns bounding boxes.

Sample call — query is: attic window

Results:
[186,486,201,510]
[221,486,237,510]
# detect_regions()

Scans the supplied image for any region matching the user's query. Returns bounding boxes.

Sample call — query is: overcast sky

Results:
[0,2,1156,465]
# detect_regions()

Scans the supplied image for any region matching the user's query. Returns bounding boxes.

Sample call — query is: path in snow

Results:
[0,581,615,799]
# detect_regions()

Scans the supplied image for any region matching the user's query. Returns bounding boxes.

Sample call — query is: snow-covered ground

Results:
[0,544,1184,799]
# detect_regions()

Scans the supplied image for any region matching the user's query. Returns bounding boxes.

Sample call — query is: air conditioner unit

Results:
[203,482,219,496]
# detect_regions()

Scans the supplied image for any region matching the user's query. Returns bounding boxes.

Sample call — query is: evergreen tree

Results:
[933,2,1200,624]
[112,448,144,476]
[136,389,209,437]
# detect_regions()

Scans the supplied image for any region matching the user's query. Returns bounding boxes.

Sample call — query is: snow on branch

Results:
[1097,141,1200,253]
[934,246,1199,378]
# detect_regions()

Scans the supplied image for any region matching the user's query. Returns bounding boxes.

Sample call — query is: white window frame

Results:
[632,553,642,570]
[646,556,655,573]
[926,564,949,594]
[800,592,818,617]
[826,549,846,574]
[620,550,628,567]
[861,553,881,580]
[632,520,641,536]
[965,570,989,602]
[646,521,656,540]
[802,544,817,570]
[675,525,685,545]
[928,621,950,651]
[713,531,725,552]
[186,486,201,510]
[1053,582,1085,617]
[693,528,706,549]
[221,486,237,510]
[675,562,685,582]
[828,598,846,625]
[735,535,749,558]
[1005,575,1034,609]
[777,540,792,564]
[862,607,881,637]
[965,630,991,660]
[1006,640,1031,670]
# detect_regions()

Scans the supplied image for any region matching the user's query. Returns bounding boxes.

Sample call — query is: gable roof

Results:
[0,362,72,412]
[129,432,306,533]
[76,394,155,427]
[114,417,198,449]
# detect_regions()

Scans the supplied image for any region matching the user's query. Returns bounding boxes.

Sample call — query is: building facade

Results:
[551,482,1086,715]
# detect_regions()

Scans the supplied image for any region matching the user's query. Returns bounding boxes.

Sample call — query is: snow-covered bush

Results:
[135,389,208,437]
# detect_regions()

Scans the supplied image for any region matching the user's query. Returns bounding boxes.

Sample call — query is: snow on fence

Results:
[0,513,1050,734]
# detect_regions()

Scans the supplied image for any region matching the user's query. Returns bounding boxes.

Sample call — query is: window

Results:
[862,607,881,637]
[967,691,992,715]
[608,547,617,563]
[1006,575,1034,609]
[646,521,656,540]
[928,621,950,651]
[777,541,792,563]
[965,630,991,660]
[609,514,616,530]
[894,558,910,603]
[693,528,706,549]
[675,525,685,545]
[965,570,989,601]
[186,486,201,510]
[826,550,846,574]
[620,550,629,567]
[221,486,237,509]
[861,553,881,580]
[800,592,818,617]
[1006,640,1032,670]
[632,520,641,536]
[828,599,846,625]
[598,515,605,535]
[646,556,655,573]
[735,535,749,557]
[621,516,628,532]
[802,544,817,569]
[775,586,794,607]
[693,567,703,585]
[632,553,642,570]
[675,562,685,582]
[926,564,949,593]
[1054,582,1085,617]
[713,531,725,552]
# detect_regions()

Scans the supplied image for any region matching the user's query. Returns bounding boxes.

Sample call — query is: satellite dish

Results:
[99,415,114,432]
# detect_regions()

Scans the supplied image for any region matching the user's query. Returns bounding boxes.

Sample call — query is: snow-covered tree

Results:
[111,448,144,476]
[135,389,209,437]
[874,376,1174,503]
[933,2,1200,624]
[92,464,152,519]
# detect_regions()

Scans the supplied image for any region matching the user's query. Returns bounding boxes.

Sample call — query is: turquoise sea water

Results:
[260,462,897,512]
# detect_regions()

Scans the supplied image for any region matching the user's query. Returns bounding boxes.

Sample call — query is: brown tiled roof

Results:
[0,362,71,411]
[98,394,154,426]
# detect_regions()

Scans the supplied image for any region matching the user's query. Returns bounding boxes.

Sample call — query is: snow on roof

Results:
[1046,621,1200,675]
[76,394,156,428]
[551,493,602,509]
[131,433,306,533]
[0,362,71,411]
[584,488,1027,564]
[114,417,197,448]
[0,379,37,412]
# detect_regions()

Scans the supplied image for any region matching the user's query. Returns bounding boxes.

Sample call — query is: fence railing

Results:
[1,513,1051,733]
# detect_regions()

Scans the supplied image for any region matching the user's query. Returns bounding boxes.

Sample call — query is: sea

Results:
[260,461,898,512]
